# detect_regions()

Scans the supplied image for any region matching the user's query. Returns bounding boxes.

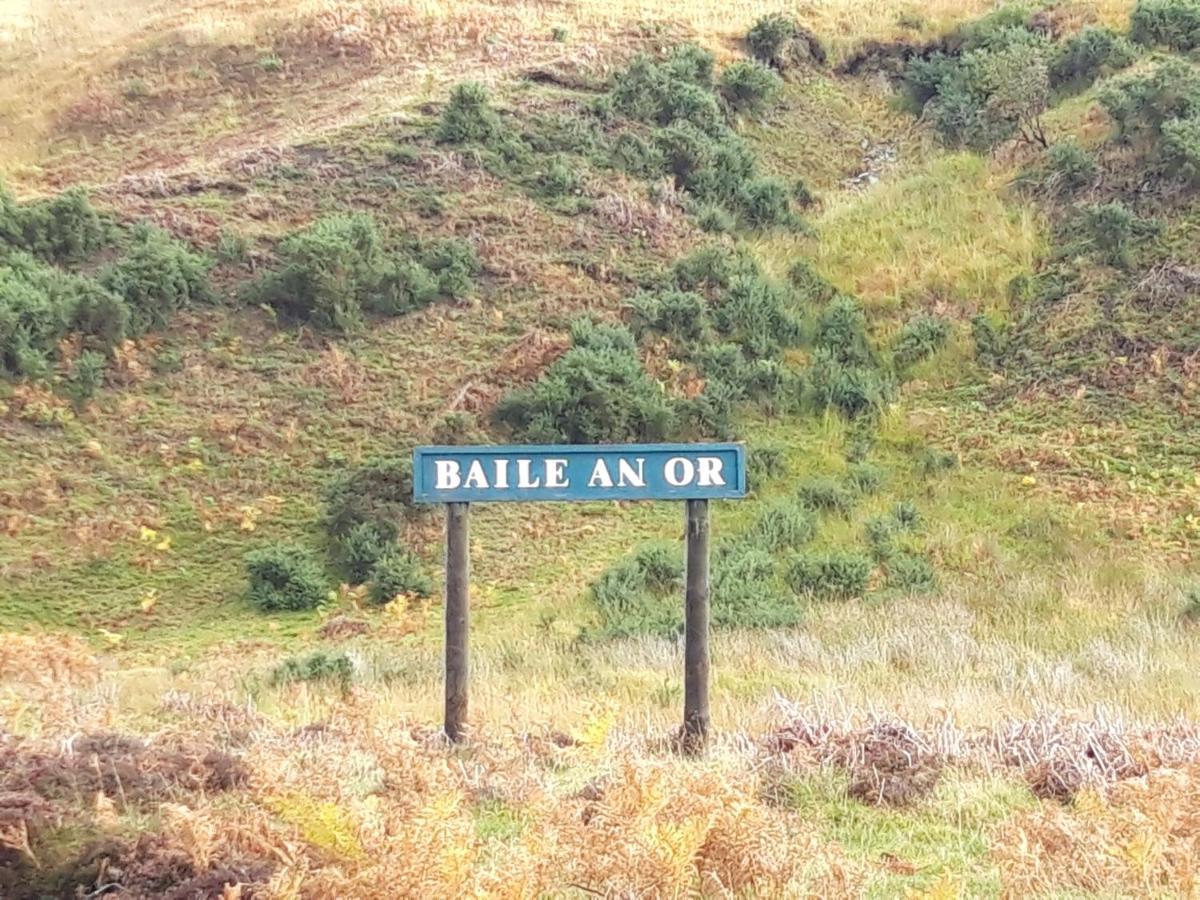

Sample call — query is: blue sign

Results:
[412,443,746,503]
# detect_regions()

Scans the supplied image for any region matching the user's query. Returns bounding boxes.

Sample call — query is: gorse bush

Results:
[787,259,836,303]
[736,177,797,229]
[270,651,353,691]
[807,349,893,419]
[437,82,505,144]
[747,499,816,551]
[719,61,782,114]
[323,456,415,551]
[797,476,856,515]
[0,185,106,264]
[1045,140,1097,191]
[709,274,802,360]
[865,516,898,561]
[338,521,396,585]
[1098,60,1200,140]
[494,320,674,443]
[99,224,213,334]
[256,214,476,331]
[815,296,875,367]
[1081,201,1137,266]
[746,14,827,71]
[787,551,872,599]
[0,251,127,378]
[1050,26,1136,88]
[887,552,938,593]
[625,289,708,344]
[747,444,787,486]
[1130,0,1200,50]
[245,544,329,612]
[972,313,1006,366]
[65,349,106,409]
[846,461,886,495]
[710,543,801,629]
[369,550,433,605]
[892,314,950,369]
[1162,114,1200,181]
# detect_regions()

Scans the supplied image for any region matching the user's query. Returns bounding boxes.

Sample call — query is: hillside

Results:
[2,0,1200,897]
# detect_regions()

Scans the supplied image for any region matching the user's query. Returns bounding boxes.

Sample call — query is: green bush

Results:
[663,43,716,86]
[1098,60,1200,140]
[420,237,481,298]
[1161,114,1200,181]
[787,551,872,599]
[815,296,875,367]
[65,349,106,408]
[437,82,505,144]
[0,185,106,264]
[892,314,950,369]
[673,245,756,293]
[1045,140,1097,191]
[748,499,816,551]
[493,321,674,443]
[747,444,787,486]
[1081,201,1136,266]
[322,456,415,547]
[611,46,720,131]
[245,544,329,612]
[100,225,212,334]
[1050,26,1136,88]
[916,447,959,478]
[256,214,381,331]
[536,157,581,198]
[588,547,680,638]
[892,500,922,529]
[370,258,439,315]
[337,521,395,584]
[611,133,665,178]
[746,14,827,70]
[369,550,433,605]
[711,544,801,628]
[971,313,1006,366]
[864,516,897,561]
[0,252,127,377]
[270,651,353,691]
[787,259,836,302]
[696,204,734,233]
[807,350,893,419]
[1130,0,1200,50]
[846,461,886,495]
[797,476,856,515]
[625,289,708,343]
[710,274,802,359]
[735,176,796,228]
[887,553,938,593]
[719,60,782,114]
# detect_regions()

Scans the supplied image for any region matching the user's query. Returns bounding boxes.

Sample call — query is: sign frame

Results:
[414,442,747,751]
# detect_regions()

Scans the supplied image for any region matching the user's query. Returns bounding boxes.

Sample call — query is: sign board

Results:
[412,443,746,504]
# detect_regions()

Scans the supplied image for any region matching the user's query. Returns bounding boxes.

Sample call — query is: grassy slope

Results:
[5,0,1200,896]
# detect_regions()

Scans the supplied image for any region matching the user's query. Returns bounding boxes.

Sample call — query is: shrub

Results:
[719,60,782,114]
[634,541,684,592]
[1045,140,1097,191]
[611,132,665,178]
[625,289,708,343]
[270,651,353,691]
[570,317,639,354]
[536,157,580,197]
[100,225,211,334]
[747,14,827,70]
[815,296,874,366]
[887,553,938,593]
[1098,60,1200,139]
[865,516,897,561]
[735,176,795,228]
[369,550,433,605]
[337,521,395,584]
[1130,0,1200,50]
[0,185,106,264]
[0,252,127,377]
[673,245,756,293]
[787,551,872,599]
[437,82,505,144]
[257,214,380,331]
[892,314,950,369]
[748,499,816,551]
[245,544,329,612]
[846,461,886,495]
[916,447,959,478]
[322,456,415,546]
[65,349,106,408]
[807,350,893,419]
[1161,114,1200,182]
[710,274,802,359]
[787,259,836,302]
[892,500,921,529]
[1050,26,1136,88]
[797,476,855,515]
[494,322,674,443]
[747,444,787,486]
[1081,202,1136,266]
[971,313,1006,366]
[589,552,679,638]
[611,47,720,131]
[420,237,481,298]
[370,258,439,315]
[663,43,716,87]
[696,204,734,233]
[711,544,800,628]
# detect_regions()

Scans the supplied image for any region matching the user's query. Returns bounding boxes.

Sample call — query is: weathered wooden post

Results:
[683,498,711,750]
[444,501,470,742]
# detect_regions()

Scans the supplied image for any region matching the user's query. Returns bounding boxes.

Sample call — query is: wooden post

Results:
[683,498,711,750]
[444,502,470,742]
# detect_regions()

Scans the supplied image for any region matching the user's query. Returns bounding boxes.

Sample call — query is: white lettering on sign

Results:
[588,459,613,487]
[436,459,462,489]
[618,458,646,487]
[494,458,509,489]
[464,460,488,489]
[664,457,695,487]
[545,458,569,488]
[697,456,725,486]
[516,459,540,489]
